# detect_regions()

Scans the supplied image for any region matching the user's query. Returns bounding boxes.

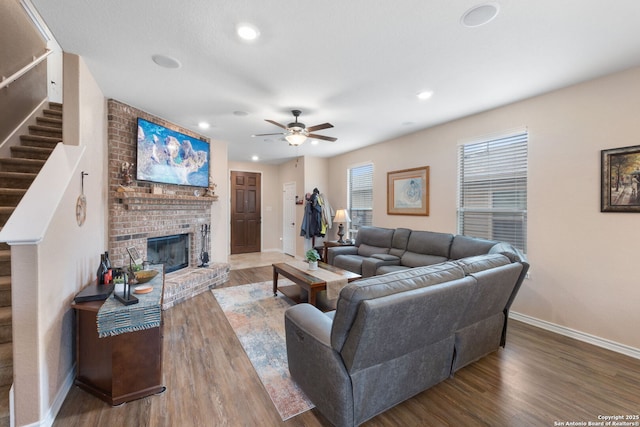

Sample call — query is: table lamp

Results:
[333,209,350,243]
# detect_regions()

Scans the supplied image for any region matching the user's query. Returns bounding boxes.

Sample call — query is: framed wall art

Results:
[387,166,429,216]
[601,144,640,212]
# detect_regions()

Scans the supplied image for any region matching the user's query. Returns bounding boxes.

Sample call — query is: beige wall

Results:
[210,140,229,263]
[327,66,640,352]
[0,0,47,143]
[9,54,107,425]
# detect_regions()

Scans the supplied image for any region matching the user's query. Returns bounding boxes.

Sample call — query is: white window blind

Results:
[457,132,528,252]
[348,163,373,235]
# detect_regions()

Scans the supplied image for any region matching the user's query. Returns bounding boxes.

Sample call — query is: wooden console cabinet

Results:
[73,272,165,405]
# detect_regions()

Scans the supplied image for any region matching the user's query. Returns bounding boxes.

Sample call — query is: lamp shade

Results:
[333,209,350,223]
[285,132,307,146]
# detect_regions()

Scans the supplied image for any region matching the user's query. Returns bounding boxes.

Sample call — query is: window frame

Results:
[457,131,528,253]
[347,162,374,239]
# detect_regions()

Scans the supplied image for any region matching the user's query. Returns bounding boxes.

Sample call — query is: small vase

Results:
[308,260,318,270]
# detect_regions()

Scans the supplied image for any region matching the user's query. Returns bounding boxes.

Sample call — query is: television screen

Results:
[136,117,210,188]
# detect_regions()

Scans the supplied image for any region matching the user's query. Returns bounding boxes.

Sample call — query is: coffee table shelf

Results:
[272,261,361,308]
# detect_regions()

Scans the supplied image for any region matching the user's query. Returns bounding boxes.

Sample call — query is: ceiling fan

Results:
[252,110,337,146]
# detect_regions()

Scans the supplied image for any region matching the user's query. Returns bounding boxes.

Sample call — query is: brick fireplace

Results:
[107,99,228,309]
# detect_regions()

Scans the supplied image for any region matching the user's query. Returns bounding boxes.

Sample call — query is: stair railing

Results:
[0,49,51,91]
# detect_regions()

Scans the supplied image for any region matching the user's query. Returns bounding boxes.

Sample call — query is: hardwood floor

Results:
[53,261,640,427]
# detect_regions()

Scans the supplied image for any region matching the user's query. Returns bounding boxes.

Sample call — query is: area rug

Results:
[211,281,315,421]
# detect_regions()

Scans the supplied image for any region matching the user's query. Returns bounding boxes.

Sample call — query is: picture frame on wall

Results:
[387,166,430,216]
[601,144,640,212]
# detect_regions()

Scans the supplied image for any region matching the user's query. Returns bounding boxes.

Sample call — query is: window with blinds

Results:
[457,132,528,252]
[348,163,373,237]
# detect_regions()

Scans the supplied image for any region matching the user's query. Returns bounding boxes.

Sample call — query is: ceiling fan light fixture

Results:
[285,132,307,146]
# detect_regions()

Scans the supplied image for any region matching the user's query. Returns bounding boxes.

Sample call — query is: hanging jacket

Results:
[300,192,323,238]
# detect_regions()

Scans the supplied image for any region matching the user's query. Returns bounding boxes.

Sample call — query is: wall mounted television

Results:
[136,117,210,188]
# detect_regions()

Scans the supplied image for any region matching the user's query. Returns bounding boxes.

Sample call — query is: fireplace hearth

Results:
[147,234,189,273]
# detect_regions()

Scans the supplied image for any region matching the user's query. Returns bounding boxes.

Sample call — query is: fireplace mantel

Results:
[115,191,218,211]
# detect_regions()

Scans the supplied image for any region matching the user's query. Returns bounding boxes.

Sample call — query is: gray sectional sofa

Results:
[285,226,529,427]
[328,225,521,277]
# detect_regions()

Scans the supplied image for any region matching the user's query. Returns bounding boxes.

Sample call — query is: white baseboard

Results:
[510,311,640,360]
[21,364,76,427]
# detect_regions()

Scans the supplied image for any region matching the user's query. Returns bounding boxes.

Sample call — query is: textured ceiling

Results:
[31,0,640,164]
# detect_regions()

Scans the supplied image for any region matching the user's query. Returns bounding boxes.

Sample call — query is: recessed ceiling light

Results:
[417,90,434,100]
[237,24,260,41]
[461,2,500,27]
[251,155,259,161]
[198,122,210,129]
[151,54,181,69]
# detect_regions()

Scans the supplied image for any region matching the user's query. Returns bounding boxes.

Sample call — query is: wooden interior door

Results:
[231,171,261,254]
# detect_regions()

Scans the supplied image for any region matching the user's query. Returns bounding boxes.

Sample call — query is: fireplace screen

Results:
[147,234,189,273]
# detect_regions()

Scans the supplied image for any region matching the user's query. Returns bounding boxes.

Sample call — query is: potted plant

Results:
[305,249,321,270]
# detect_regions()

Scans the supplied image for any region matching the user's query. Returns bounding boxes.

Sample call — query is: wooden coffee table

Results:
[272,261,361,307]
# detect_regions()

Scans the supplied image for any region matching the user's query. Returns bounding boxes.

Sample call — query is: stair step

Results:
[28,124,62,138]
[0,343,12,388]
[19,134,61,147]
[19,136,59,150]
[0,189,26,208]
[49,101,62,110]
[0,158,46,173]
[0,207,16,224]
[10,145,54,161]
[0,277,10,308]
[0,306,11,345]
[43,108,62,119]
[0,189,26,197]
[0,251,9,278]
[0,172,37,189]
[36,116,62,128]
[0,385,9,426]
[0,306,11,325]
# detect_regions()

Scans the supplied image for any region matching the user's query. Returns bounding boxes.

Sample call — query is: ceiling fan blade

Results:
[252,132,285,137]
[307,123,333,132]
[265,119,287,129]
[308,133,337,142]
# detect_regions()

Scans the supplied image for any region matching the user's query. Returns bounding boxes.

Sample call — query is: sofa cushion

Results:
[405,230,453,258]
[333,254,368,274]
[376,265,410,275]
[454,254,511,275]
[449,235,497,260]
[330,262,465,351]
[357,243,390,257]
[400,252,448,268]
[354,226,395,249]
[389,228,411,257]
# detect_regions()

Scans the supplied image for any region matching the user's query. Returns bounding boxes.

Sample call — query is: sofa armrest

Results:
[362,254,400,277]
[371,254,400,261]
[285,303,333,346]
[327,245,358,264]
[285,304,354,427]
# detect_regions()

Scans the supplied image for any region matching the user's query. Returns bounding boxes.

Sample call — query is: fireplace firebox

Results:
[147,234,189,273]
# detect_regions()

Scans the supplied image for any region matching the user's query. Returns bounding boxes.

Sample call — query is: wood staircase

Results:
[0,102,61,426]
